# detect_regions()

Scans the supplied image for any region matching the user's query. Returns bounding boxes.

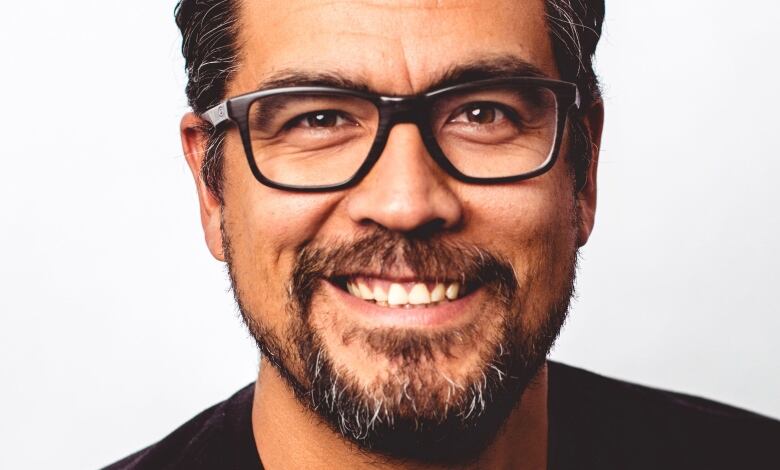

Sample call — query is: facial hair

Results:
[224,225,578,465]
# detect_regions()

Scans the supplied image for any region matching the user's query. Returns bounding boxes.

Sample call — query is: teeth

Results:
[430,283,446,302]
[344,279,462,306]
[445,283,460,300]
[357,282,374,300]
[387,283,409,306]
[373,285,388,302]
[408,283,431,305]
[347,282,359,297]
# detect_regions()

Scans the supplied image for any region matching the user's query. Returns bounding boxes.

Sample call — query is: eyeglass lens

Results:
[247,84,559,187]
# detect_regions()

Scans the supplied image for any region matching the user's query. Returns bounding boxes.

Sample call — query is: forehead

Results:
[233,0,556,96]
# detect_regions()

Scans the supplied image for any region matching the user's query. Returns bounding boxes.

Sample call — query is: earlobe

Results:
[181,112,225,261]
[576,101,604,247]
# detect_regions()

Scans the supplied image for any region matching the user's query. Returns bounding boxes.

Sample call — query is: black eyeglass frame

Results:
[202,77,580,192]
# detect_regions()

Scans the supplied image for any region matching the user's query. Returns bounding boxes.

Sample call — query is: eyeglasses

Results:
[202,77,580,192]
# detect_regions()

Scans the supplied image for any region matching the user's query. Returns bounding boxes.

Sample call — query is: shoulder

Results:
[102,383,260,470]
[548,361,780,469]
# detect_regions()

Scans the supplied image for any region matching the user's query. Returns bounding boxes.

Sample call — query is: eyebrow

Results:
[254,55,550,96]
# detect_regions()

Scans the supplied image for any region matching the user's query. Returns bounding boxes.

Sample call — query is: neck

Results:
[252,361,549,470]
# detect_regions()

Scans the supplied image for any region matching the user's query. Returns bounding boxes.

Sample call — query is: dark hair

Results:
[175,0,605,200]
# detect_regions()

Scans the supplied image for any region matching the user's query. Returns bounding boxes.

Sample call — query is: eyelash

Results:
[287,110,356,130]
[447,102,521,126]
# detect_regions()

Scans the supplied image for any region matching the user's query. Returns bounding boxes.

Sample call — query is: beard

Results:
[224,225,577,465]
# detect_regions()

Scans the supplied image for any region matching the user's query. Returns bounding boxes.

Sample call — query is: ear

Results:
[575,100,604,247]
[181,112,225,261]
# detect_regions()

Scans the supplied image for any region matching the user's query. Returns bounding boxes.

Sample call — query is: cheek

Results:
[463,170,576,251]
[220,136,343,321]
[461,170,578,322]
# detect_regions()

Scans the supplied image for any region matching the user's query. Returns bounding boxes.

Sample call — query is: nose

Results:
[345,124,463,234]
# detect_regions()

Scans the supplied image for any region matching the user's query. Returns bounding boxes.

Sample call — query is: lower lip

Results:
[322,280,480,328]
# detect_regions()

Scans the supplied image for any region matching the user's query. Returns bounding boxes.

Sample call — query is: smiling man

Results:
[106,1,780,469]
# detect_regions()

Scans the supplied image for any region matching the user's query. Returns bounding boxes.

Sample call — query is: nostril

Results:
[356,215,450,236]
[355,217,447,237]
[406,218,448,239]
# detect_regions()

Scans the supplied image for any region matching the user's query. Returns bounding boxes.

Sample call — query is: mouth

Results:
[331,275,475,308]
[324,275,480,328]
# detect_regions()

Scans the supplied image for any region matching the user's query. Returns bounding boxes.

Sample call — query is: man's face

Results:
[186,0,598,462]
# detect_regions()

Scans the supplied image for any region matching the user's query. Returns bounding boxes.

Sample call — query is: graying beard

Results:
[223,213,578,462]
[307,337,514,442]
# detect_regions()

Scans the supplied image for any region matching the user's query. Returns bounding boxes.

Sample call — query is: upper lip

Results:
[331,272,461,284]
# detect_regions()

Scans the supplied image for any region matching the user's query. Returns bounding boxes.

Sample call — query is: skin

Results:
[180,0,603,468]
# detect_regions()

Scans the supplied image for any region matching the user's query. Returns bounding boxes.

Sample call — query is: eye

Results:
[290,110,355,129]
[449,103,508,125]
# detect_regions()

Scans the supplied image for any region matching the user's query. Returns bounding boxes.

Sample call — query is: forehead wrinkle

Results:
[395,32,417,94]
[252,54,549,97]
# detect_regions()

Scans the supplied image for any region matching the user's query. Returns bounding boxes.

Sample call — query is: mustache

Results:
[289,227,519,313]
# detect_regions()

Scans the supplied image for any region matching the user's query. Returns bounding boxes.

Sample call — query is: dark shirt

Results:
[104,362,780,469]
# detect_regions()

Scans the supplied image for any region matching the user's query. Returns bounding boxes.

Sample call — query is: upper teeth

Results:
[345,279,462,307]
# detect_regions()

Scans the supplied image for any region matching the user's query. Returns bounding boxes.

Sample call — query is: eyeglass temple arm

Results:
[201,102,230,127]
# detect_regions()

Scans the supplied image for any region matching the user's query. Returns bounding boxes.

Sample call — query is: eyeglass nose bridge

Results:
[378,95,427,125]
[366,95,443,171]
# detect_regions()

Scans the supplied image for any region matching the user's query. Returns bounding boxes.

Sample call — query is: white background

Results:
[1,1,778,469]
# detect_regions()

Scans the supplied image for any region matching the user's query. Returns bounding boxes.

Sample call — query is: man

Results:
[106,1,779,468]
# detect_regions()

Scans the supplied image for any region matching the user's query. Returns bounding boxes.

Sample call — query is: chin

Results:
[314,304,503,408]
